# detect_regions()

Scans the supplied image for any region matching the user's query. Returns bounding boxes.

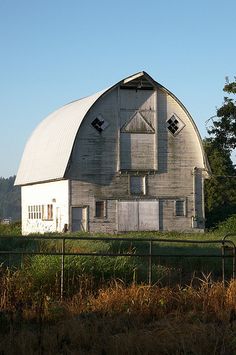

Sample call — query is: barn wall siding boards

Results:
[16,72,210,234]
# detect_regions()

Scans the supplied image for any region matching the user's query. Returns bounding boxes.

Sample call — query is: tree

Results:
[204,78,236,228]
[207,78,236,150]
[0,176,21,221]
[204,139,236,228]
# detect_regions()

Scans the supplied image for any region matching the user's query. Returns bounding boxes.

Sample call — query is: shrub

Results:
[215,214,236,235]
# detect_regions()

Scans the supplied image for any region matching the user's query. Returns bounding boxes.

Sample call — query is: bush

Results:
[0,221,21,236]
[215,214,236,235]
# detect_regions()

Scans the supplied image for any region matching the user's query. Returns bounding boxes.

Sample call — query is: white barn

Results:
[15,72,210,235]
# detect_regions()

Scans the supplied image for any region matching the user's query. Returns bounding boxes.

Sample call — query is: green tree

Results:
[0,176,21,221]
[204,78,236,228]
[204,139,236,228]
[207,78,236,150]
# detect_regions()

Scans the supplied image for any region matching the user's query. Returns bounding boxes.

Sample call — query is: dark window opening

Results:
[175,200,185,216]
[130,176,146,195]
[95,201,106,218]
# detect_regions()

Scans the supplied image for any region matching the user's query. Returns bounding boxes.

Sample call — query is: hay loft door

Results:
[71,207,88,232]
[118,200,159,232]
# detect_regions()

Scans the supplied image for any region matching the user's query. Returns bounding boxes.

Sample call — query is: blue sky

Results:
[0,0,236,177]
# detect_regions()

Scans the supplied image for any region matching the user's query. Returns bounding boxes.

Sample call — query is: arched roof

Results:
[15,89,106,185]
[15,72,210,186]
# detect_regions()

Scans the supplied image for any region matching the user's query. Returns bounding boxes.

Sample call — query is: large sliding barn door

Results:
[118,200,159,232]
[117,201,139,231]
[138,201,159,231]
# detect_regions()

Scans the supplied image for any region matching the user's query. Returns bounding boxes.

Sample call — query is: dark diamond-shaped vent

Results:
[91,115,109,133]
[166,115,185,136]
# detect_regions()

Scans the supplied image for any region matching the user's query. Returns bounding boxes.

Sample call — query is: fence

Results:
[0,233,236,299]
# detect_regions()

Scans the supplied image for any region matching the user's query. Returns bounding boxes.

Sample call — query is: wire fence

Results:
[0,233,236,299]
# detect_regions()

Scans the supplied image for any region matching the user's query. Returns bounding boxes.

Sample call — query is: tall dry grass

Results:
[1,270,236,354]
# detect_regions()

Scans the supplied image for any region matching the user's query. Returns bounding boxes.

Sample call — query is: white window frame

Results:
[28,205,43,220]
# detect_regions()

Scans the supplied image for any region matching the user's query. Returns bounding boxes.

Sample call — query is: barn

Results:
[15,71,210,235]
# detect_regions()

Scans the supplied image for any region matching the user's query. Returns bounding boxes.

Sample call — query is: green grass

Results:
[0,233,227,296]
[1,216,236,295]
[0,221,21,236]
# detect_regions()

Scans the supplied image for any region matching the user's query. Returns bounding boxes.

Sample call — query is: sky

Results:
[0,0,236,178]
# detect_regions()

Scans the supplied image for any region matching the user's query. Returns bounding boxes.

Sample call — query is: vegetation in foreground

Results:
[1,217,236,352]
[1,274,236,354]
[1,215,236,292]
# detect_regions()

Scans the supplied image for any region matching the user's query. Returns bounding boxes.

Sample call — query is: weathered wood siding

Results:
[120,88,155,170]
[67,83,206,233]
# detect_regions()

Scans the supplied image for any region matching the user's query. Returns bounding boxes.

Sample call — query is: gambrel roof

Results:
[15,72,209,185]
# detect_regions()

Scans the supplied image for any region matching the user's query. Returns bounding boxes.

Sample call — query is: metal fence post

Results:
[61,238,65,300]
[221,241,225,286]
[148,240,153,285]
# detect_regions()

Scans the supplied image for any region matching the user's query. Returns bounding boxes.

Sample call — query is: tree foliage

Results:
[204,139,236,228]
[207,79,236,150]
[204,77,236,228]
[0,176,21,221]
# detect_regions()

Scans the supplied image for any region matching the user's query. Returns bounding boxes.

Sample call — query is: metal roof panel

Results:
[15,89,106,185]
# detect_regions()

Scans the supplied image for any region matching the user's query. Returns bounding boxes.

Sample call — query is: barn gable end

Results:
[16,72,210,234]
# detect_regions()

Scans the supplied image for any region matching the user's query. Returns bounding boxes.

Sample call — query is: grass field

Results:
[1,220,236,294]
[1,219,236,353]
[0,230,232,293]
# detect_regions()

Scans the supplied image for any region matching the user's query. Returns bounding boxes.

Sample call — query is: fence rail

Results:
[0,233,236,299]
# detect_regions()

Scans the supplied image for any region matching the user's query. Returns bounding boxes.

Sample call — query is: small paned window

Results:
[130,176,146,195]
[166,114,185,136]
[175,200,185,216]
[30,206,33,219]
[95,201,106,218]
[28,205,43,219]
[38,205,42,219]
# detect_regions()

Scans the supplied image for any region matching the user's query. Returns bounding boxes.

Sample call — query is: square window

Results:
[130,176,146,195]
[95,201,106,218]
[175,200,185,216]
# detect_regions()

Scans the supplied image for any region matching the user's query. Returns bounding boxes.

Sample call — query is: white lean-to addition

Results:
[15,72,210,235]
